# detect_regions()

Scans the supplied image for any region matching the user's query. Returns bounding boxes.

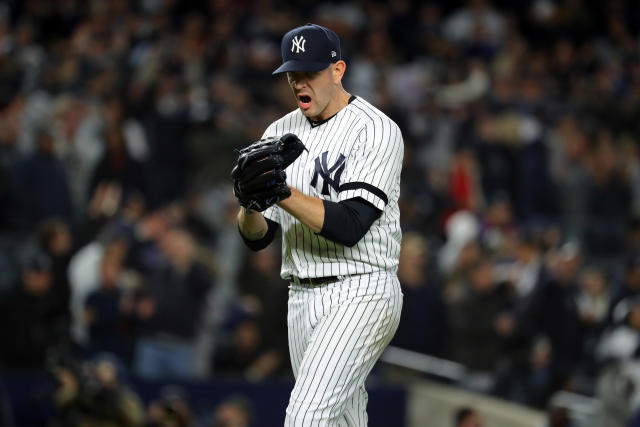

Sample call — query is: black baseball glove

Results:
[231,133,306,212]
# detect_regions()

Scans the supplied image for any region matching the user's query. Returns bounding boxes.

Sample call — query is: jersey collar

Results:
[307,95,357,128]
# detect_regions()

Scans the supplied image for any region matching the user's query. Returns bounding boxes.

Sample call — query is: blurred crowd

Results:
[0,0,639,425]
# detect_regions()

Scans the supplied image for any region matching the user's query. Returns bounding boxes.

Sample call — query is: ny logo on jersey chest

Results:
[310,151,346,196]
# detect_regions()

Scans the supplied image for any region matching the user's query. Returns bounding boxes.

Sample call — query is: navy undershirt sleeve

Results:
[239,217,279,251]
[319,197,382,247]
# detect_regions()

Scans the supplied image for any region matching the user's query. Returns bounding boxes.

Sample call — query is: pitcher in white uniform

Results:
[236,23,404,426]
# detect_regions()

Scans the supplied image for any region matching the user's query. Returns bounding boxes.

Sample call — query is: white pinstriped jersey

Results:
[262,96,403,280]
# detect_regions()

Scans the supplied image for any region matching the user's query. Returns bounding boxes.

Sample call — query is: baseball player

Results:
[235,23,404,426]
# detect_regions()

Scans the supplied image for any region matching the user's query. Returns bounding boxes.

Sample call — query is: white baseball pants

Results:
[285,272,402,426]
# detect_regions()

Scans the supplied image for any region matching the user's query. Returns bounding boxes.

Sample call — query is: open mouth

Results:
[298,94,312,110]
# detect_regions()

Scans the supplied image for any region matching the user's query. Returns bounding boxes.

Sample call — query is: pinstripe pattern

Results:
[260,95,404,425]
[262,96,403,280]
[285,272,402,426]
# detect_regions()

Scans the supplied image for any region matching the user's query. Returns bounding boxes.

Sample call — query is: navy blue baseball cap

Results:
[272,23,341,75]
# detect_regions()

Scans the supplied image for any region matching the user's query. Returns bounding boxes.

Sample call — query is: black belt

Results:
[290,275,340,286]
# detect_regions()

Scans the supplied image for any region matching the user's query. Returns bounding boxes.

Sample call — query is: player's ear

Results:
[332,61,346,83]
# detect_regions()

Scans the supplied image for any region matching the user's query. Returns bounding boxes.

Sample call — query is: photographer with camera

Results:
[52,355,144,427]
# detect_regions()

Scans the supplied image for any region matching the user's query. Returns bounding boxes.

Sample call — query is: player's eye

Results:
[287,71,320,85]
[287,72,297,85]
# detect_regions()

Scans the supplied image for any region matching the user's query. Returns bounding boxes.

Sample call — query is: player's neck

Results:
[314,88,351,122]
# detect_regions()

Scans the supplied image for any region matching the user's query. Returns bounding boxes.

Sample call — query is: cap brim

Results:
[272,60,331,75]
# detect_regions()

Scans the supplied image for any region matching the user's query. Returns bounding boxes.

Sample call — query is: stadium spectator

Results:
[52,355,144,427]
[212,312,268,380]
[0,249,70,371]
[133,228,214,379]
[583,132,632,270]
[454,406,484,427]
[83,238,136,364]
[145,385,193,427]
[36,217,75,326]
[445,258,513,377]
[516,243,585,406]
[393,232,447,356]
[611,256,640,319]
[233,246,289,379]
[4,129,73,230]
[211,395,252,427]
[89,124,149,208]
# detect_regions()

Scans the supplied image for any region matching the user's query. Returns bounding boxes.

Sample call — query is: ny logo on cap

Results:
[291,35,306,53]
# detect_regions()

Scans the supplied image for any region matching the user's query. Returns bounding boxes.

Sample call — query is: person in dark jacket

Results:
[5,130,72,230]
[0,250,70,371]
[393,232,447,356]
[89,124,149,207]
[517,243,585,406]
[36,218,75,330]
[84,238,137,364]
[446,258,513,372]
[133,228,213,379]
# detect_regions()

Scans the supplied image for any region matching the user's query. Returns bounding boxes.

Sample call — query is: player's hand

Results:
[231,134,306,212]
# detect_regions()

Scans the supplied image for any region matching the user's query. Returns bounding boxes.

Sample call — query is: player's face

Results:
[287,66,337,121]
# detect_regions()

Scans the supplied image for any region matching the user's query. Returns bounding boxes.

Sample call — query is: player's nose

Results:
[288,73,308,89]
[292,79,307,90]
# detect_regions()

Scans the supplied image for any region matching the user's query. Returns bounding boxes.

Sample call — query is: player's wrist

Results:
[238,206,262,220]
[277,186,297,209]
[238,210,268,239]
